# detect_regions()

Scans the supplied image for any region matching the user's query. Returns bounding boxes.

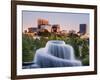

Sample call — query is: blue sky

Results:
[22,11,89,33]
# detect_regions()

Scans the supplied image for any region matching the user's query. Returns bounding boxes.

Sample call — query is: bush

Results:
[22,34,35,62]
[82,55,89,65]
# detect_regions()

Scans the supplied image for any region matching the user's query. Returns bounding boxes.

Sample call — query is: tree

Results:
[38,29,51,37]
[22,34,35,62]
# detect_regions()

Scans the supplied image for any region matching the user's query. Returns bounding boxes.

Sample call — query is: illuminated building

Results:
[38,19,49,29]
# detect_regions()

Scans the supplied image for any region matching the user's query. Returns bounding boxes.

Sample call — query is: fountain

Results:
[33,40,82,68]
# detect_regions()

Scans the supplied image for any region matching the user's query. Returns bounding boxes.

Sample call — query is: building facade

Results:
[51,24,60,33]
[28,27,38,33]
[38,19,49,29]
[40,24,52,32]
[79,24,87,34]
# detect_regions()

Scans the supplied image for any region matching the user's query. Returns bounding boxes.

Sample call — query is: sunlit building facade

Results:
[38,19,49,29]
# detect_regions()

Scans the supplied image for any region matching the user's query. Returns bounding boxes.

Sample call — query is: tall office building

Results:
[38,19,49,29]
[79,24,87,34]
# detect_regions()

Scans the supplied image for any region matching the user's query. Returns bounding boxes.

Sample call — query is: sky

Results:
[22,11,89,33]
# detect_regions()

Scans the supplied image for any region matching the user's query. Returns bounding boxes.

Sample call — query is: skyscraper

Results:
[38,19,49,29]
[79,24,87,34]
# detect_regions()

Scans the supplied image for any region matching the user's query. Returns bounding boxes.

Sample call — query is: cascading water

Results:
[33,40,82,68]
[45,40,75,60]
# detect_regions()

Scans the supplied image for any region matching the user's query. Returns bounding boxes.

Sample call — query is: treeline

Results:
[22,33,89,66]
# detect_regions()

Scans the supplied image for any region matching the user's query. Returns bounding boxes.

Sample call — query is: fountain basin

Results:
[34,48,82,68]
[22,62,40,69]
[33,40,82,68]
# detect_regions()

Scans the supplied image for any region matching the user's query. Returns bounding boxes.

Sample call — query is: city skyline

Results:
[22,11,89,33]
